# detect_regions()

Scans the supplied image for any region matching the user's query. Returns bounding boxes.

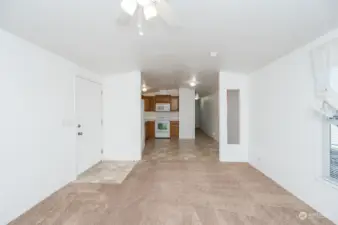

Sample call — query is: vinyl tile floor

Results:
[142,129,219,161]
[74,161,138,184]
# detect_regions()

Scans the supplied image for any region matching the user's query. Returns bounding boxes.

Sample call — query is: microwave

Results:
[156,103,170,112]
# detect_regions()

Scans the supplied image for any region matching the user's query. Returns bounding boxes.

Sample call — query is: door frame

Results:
[74,75,103,176]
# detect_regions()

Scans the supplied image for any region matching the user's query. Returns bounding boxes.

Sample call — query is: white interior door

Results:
[75,77,102,175]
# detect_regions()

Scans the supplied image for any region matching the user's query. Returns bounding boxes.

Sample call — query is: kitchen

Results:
[142,89,180,140]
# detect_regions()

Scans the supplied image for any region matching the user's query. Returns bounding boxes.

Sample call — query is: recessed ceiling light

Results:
[210,52,218,57]
[139,31,144,36]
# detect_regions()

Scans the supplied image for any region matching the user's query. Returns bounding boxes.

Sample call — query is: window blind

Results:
[330,124,338,181]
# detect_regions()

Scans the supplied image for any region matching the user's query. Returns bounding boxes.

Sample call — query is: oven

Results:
[155,119,170,138]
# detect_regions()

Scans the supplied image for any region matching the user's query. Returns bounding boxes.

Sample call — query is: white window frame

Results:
[328,123,338,180]
[312,38,338,186]
[323,70,338,184]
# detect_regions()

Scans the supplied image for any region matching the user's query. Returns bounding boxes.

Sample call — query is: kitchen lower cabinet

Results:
[170,121,179,138]
[145,121,155,139]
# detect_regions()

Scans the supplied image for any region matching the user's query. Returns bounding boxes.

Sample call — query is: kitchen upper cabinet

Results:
[171,96,179,111]
[143,97,150,111]
[170,121,179,138]
[142,96,154,111]
[155,95,170,104]
[142,95,178,111]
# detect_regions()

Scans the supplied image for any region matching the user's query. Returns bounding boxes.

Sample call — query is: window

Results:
[329,69,338,182]
[330,124,338,181]
[312,39,338,182]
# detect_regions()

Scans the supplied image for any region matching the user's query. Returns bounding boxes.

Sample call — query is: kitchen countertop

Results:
[144,118,179,122]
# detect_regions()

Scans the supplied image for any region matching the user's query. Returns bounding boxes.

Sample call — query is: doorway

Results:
[75,77,102,175]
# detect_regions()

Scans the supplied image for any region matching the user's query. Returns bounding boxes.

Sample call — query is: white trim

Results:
[321,177,338,190]
[76,75,101,85]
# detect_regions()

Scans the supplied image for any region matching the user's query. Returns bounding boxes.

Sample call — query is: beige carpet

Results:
[10,161,333,225]
[8,132,334,225]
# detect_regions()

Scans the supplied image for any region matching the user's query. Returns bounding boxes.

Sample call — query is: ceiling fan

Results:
[119,0,179,28]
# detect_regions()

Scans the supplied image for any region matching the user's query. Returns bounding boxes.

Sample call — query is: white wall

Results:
[249,29,338,224]
[219,72,249,162]
[200,92,219,141]
[0,28,101,224]
[179,88,195,139]
[195,99,200,128]
[103,71,142,160]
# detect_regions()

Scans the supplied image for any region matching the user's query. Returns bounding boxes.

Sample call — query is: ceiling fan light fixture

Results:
[142,87,148,92]
[189,76,197,87]
[189,81,196,87]
[144,4,157,20]
[121,0,138,16]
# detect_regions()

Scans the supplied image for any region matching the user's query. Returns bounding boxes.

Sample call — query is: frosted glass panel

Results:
[227,90,240,144]
[330,124,338,181]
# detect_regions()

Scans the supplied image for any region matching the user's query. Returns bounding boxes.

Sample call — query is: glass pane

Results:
[227,90,240,144]
[330,124,338,181]
[158,123,168,130]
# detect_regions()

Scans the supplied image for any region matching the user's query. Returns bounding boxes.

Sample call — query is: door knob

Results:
[78,132,83,136]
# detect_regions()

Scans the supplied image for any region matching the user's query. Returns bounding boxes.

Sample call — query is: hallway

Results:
[142,129,219,161]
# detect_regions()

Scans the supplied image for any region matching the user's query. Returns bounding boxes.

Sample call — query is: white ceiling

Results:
[1,0,338,94]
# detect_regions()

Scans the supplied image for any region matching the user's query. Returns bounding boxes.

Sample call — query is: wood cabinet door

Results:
[144,98,150,111]
[145,122,149,140]
[170,121,179,138]
[148,121,155,138]
[149,97,155,111]
[171,96,179,111]
[155,95,170,103]
[142,96,155,111]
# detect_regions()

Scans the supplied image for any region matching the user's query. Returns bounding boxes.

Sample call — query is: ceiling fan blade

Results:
[120,0,138,16]
[155,0,179,26]
[143,4,157,20]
